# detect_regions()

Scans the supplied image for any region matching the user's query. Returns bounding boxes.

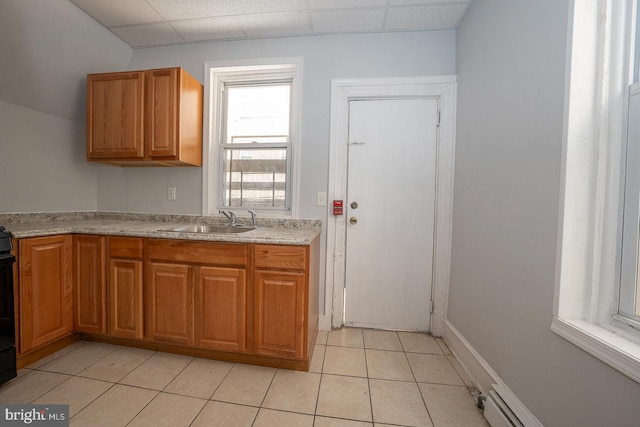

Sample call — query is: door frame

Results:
[325,76,456,336]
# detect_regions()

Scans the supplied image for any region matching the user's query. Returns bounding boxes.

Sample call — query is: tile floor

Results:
[0,328,489,426]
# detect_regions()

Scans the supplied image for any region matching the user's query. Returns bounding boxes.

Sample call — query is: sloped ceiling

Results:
[69,0,473,47]
[0,0,132,122]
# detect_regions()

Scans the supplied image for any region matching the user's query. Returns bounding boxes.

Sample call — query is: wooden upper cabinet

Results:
[87,67,203,166]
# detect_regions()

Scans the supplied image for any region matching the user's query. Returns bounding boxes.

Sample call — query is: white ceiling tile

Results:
[385,4,469,30]
[111,22,185,47]
[146,0,233,20]
[171,16,247,41]
[69,0,474,47]
[388,0,470,5]
[238,0,309,14]
[242,11,312,38]
[308,0,387,10]
[69,0,164,26]
[147,0,307,20]
[312,8,385,33]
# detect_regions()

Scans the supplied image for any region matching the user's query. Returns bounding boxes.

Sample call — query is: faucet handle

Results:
[248,210,257,227]
[219,209,236,225]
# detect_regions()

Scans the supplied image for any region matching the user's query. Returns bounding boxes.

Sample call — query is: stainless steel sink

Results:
[164,225,256,234]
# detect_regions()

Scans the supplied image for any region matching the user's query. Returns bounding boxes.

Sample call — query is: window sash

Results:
[634,0,640,83]
[220,146,290,209]
[217,80,293,210]
[620,83,640,321]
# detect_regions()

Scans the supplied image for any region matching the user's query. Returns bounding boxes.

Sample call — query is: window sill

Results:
[551,317,640,383]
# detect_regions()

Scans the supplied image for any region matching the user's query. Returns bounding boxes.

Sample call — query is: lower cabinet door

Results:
[109,258,144,339]
[73,235,106,334]
[253,270,305,359]
[147,262,194,345]
[195,266,247,352]
[19,235,73,353]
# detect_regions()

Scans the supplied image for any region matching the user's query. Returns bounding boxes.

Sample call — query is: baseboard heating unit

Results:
[483,384,524,427]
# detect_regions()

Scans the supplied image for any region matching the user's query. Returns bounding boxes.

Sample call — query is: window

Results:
[620,0,640,327]
[203,60,301,216]
[221,83,290,209]
[553,0,640,383]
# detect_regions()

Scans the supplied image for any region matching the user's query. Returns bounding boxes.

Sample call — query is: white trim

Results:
[551,317,640,382]
[318,315,331,331]
[443,320,544,427]
[202,57,303,218]
[325,76,456,335]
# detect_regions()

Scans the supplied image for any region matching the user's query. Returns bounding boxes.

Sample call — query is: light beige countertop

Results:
[1,212,321,246]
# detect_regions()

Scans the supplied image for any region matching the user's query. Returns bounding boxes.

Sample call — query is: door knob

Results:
[350,217,358,225]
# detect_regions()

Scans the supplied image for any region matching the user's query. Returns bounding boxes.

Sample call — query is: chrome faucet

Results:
[219,210,236,226]
[248,210,257,228]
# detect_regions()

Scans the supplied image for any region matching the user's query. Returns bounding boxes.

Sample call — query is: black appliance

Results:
[0,226,16,385]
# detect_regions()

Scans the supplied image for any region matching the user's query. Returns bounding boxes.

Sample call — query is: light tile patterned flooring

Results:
[0,328,489,426]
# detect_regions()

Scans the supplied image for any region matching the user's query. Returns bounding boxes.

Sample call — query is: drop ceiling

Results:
[69,0,472,48]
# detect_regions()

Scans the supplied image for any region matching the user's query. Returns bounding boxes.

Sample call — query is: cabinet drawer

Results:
[254,245,306,270]
[147,239,247,267]
[109,237,144,259]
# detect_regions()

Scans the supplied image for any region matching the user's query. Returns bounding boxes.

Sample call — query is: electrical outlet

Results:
[168,187,176,201]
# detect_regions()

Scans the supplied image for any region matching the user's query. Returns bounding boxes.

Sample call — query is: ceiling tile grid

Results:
[311,8,386,33]
[69,0,472,47]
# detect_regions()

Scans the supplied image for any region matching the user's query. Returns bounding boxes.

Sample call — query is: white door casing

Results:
[344,98,438,330]
[325,76,456,336]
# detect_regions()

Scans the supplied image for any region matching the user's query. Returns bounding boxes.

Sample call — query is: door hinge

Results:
[436,111,441,127]
[430,300,434,313]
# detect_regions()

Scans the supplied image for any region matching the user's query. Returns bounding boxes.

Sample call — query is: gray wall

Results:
[451,1,640,426]
[95,30,456,317]
[97,31,456,217]
[0,0,131,213]
[0,100,96,212]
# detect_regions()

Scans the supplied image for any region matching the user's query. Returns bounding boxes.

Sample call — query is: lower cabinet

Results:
[108,237,144,340]
[73,235,106,334]
[195,266,247,353]
[146,239,248,352]
[18,235,73,354]
[254,270,305,359]
[146,262,194,346]
[17,233,319,370]
[253,243,315,361]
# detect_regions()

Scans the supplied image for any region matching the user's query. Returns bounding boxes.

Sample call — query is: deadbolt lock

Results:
[350,201,358,209]
[350,217,358,225]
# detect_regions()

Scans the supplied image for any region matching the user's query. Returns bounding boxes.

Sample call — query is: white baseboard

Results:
[318,314,331,331]
[443,320,543,427]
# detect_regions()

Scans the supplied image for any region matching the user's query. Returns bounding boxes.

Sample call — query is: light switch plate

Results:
[317,191,327,206]
[168,187,176,201]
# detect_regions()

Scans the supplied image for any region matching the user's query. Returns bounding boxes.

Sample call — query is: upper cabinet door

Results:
[145,68,178,159]
[86,71,145,160]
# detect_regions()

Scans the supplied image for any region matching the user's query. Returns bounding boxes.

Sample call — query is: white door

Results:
[344,98,438,331]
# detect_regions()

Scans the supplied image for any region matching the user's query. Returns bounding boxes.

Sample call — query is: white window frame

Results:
[202,58,303,218]
[553,0,640,383]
